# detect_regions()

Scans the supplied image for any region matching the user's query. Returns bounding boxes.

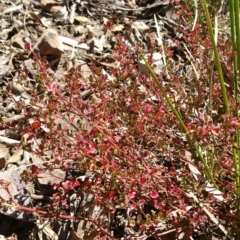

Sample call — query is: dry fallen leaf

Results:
[87,25,104,37]
[75,25,87,34]
[111,24,125,32]
[0,53,12,76]
[0,136,20,144]
[94,35,106,52]
[59,35,79,46]
[0,5,23,15]
[205,182,224,201]
[185,150,202,180]
[132,21,150,32]
[97,56,117,68]
[69,228,81,240]
[138,52,163,75]
[29,12,50,28]
[6,147,23,166]
[74,15,93,25]
[0,130,6,136]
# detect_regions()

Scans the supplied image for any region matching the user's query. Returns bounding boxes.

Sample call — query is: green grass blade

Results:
[141,54,217,188]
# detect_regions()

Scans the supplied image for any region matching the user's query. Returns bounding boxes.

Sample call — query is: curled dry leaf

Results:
[29,12,50,28]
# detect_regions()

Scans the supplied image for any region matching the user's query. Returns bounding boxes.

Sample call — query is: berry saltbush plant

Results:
[2,0,240,238]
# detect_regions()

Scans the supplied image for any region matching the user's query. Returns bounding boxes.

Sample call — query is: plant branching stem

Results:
[2,203,115,240]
